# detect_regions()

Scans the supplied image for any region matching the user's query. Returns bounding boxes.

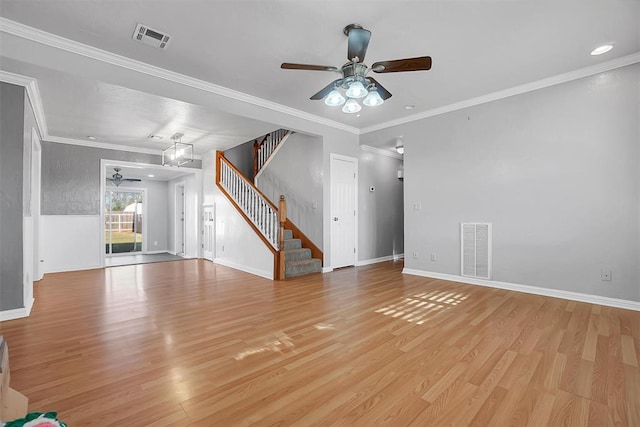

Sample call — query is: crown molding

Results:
[4,18,637,138]
[360,144,403,160]
[361,51,640,134]
[0,70,48,137]
[0,70,206,158]
[0,17,359,135]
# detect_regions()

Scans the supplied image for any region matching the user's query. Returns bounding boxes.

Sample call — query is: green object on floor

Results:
[3,412,67,427]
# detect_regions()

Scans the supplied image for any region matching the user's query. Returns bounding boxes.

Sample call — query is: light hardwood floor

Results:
[1,260,639,426]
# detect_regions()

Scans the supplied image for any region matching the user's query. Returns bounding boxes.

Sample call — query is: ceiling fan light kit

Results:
[106,167,142,187]
[281,23,432,114]
[162,132,193,167]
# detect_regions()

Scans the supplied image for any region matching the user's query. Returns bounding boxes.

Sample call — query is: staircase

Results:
[216,151,323,280]
[254,129,290,180]
[283,229,322,277]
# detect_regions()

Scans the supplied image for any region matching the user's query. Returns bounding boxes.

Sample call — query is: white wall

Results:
[214,189,274,279]
[42,215,102,273]
[361,63,640,302]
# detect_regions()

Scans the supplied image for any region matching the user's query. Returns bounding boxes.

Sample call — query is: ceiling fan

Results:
[281,23,432,113]
[106,167,142,187]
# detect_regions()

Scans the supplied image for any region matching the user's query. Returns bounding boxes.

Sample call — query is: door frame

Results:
[202,204,215,261]
[104,186,147,257]
[329,153,358,270]
[31,127,42,283]
[174,181,186,255]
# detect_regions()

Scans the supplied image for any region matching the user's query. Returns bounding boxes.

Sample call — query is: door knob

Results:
[333,217,339,221]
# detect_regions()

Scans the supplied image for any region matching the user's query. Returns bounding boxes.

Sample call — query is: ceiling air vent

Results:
[132,23,172,50]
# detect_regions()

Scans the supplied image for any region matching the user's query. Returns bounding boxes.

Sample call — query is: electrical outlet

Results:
[413,251,419,259]
[431,253,437,262]
[413,203,422,211]
[601,269,612,281]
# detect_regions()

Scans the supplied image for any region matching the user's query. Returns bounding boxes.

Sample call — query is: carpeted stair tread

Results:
[283,238,302,250]
[285,248,311,262]
[283,229,293,240]
[285,258,322,277]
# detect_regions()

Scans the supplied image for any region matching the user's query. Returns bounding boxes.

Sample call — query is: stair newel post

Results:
[278,195,287,280]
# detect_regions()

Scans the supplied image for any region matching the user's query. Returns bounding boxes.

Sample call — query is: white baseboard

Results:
[403,269,640,312]
[214,258,272,280]
[0,298,34,322]
[322,267,334,273]
[167,250,177,255]
[356,254,404,266]
[45,264,103,274]
[143,250,169,255]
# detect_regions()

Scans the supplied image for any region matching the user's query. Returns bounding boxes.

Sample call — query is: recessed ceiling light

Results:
[590,44,613,56]
[404,105,415,110]
[87,136,98,140]
[148,174,155,178]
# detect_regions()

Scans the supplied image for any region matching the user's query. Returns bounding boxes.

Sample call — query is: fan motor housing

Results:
[340,62,368,87]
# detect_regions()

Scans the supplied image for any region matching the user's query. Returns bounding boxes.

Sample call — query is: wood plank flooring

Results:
[1,260,638,426]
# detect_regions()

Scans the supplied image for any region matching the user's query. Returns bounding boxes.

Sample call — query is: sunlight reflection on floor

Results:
[375,290,469,324]
[234,332,296,360]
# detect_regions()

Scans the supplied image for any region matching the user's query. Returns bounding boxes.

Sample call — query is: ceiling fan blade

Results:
[123,178,142,182]
[371,56,432,73]
[367,77,392,100]
[310,79,341,100]
[347,27,371,62]
[281,63,339,72]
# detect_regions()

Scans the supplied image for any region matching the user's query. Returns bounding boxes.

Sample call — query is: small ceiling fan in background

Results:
[106,167,142,187]
[281,23,432,113]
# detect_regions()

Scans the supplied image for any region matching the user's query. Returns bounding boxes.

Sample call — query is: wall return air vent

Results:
[132,23,172,50]
[460,222,492,280]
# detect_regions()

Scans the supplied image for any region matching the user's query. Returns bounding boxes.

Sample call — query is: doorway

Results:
[105,189,145,255]
[203,205,215,261]
[175,183,185,255]
[330,154,358,269]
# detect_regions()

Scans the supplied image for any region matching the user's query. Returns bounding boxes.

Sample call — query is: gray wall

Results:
[0,83,25,310]
[113,180,169,251]
[358,149,404,261]
[256,133,323,248]
[224,139,255,181]
[42,142,201,215]
[361,63,640,302]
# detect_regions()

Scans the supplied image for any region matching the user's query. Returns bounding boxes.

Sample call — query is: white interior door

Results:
[203,205,214,261]
[330,154,357,268]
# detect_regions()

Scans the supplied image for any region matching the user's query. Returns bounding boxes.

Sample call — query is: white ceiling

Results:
[1,1,638,152]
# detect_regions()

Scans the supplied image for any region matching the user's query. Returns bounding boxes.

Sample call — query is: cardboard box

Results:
[0,336,29,423]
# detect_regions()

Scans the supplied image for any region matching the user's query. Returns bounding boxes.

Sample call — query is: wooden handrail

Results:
[217,151,286,280]
[254,129,289,178]
[216,150,322,280]
[253,134,269,178]
[217,151,279,212]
